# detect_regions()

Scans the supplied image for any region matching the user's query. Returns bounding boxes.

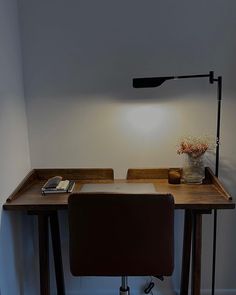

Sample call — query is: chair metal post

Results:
[120,276,130,295]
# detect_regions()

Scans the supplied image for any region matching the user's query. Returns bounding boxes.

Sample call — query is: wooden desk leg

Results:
[191,212,202,295]
[38,214,50,295]
[180,210,193,295]
[49,212,65,295]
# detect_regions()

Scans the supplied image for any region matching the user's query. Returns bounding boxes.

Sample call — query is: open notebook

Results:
[80,183,156,194]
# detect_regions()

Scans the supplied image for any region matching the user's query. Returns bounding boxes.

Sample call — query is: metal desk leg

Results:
[191,212,202,295]
[38,214,50,295]
[49,212,65,295]
[180,210,193,295]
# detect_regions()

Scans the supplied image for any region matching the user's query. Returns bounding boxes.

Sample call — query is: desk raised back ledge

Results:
[127,167,232,198]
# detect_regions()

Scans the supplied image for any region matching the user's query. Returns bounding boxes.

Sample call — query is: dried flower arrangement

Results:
[177,136,213,158]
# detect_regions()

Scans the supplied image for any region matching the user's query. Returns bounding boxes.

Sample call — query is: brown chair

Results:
[68,192,174,295]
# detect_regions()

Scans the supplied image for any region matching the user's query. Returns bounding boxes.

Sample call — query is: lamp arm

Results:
[175,71,214,83]
[176,73,211,79]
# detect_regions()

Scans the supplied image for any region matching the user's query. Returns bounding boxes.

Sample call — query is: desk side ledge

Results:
[6,170,38,203]
[205,167,233,201]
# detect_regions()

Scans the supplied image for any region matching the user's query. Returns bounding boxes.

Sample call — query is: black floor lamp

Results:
[133,71,222,295]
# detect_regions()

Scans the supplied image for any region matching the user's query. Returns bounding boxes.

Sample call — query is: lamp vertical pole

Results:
[215,76,222,178]
[212,76,222,295]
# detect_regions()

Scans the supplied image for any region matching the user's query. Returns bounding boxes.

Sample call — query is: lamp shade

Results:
[133,77,174,88]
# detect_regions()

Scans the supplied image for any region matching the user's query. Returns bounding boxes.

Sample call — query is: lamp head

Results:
[133,77,174,88]
[133,72,215,88]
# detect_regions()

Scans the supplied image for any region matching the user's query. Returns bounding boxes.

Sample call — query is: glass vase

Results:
[182,154,205,184]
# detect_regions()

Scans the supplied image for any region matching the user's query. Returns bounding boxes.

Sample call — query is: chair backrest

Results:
[68,193,174,277]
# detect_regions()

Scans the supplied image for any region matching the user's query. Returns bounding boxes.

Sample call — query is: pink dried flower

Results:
[177,136,213,158]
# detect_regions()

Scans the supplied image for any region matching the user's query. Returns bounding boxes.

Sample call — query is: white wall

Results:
[0,0,31,294]
[20,0,221,176]
[18,0,236,294]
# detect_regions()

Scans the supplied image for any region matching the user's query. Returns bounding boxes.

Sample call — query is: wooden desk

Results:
[3,167,234,295]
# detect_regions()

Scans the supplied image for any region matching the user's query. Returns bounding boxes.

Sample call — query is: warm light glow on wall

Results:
[122,104,171,137]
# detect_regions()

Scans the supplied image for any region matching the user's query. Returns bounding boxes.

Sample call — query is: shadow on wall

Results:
[212,156,236,287]
[0,211,24,295]
[20,1,235,104]
[24,36,217,104]
[0,211,39,295]
[220,156,236,196]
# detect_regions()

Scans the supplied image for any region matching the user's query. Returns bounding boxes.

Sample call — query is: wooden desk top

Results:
[3,168,235,211]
